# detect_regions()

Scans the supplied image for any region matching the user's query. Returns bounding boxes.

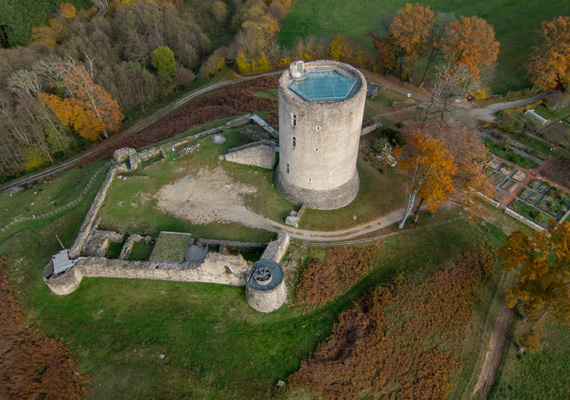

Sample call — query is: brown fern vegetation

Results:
[295,247,374,305]
[290,249,494,399]
[0,255,85,400]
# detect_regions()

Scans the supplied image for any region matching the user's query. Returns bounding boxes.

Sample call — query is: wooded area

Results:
[0,0,291,181]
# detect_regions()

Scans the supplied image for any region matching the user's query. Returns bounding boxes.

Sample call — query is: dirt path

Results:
[152,166,419,241]
[471,303,514,399]
[358,69,431,101]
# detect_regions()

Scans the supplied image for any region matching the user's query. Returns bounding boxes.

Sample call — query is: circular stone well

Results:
[245,260,286,313]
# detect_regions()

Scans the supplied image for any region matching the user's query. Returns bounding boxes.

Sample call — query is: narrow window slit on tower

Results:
[292,137,296,149]
[292,114,297,127]
[286,163,290,173]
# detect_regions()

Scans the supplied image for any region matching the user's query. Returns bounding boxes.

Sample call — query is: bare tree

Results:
[7,68,44,97]
[419,63,478,123]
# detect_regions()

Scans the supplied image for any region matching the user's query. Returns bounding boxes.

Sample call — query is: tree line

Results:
[0,0,292,181]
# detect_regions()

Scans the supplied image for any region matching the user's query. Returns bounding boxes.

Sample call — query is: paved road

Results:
[466,91,550,122]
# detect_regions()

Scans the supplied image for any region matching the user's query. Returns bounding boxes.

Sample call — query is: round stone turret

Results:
[276,60,367,210]
[245,260,286,313]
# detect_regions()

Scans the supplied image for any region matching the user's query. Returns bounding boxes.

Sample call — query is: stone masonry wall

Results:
[504,208,545,231]
[260,232,290,263]
[69,166,118,259]
[45,252,250,295]
[223,140,276,169]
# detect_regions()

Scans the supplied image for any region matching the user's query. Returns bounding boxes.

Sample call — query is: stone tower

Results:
[275,60,367,210]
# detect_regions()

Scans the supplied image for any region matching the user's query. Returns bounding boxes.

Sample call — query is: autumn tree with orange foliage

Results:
[527,16,570,90]
[423,121,495,218]
[395,129,456,228]
[371,7,498,86]
[499,221,570,351]
[59,2,76,19]
[40,58,122,140]
[32,2,77,46]
[443,16,500,82]
[39,93,104,141]
[390,3,434,82]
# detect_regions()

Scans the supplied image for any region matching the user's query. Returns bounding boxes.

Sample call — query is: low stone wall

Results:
[119,234,150,260]
[45,252,250,295]
[260,232,290,263]
[224,140,276,169]
[195,238,266,248]
[193,114,253,140]
[82,230,124,257]
[560,208,570,223]
[178,143,201,156]
[477,192,500,208]
[69,167,118,258]
[504,208,545,231]
[360,121,382,136]
[250,114,278,138]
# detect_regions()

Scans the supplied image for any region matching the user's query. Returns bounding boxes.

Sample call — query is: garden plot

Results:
[485,158,525,197]
[511,179,570,226]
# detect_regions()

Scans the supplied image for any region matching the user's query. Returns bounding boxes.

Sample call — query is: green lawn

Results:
[150,232,191,262]
[0,159,108,232]
[98,126,279,243]
[364,88,408,120]
[300,159,405,231]
[491,322,570,399]
[279,0,570,94]
[0,146,539,399]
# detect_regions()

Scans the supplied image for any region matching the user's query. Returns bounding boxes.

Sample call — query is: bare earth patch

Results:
[154,166,271,229]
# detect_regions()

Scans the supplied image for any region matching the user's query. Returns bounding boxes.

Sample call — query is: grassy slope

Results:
[491,323,570,399]
[1,206,490,399]
[279,0,570,94]
[0,144,540,399]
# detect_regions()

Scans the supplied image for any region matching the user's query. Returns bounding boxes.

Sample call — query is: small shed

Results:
[52,250,75,275]
[525,109,548,125]
[366,81,379,99]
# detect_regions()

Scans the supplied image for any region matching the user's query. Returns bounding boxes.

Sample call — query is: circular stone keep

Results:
[245,260,286,313]
[276,60,367,210]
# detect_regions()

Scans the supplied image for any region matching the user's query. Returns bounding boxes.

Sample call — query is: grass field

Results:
[0,145,497,400]
[300,158,405,231]
[491,322,570,399]
[0,141,553,399]
[98,126,279,243]
[279,0,570,94]
[0,159,108,230]
[150,232,191,262]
